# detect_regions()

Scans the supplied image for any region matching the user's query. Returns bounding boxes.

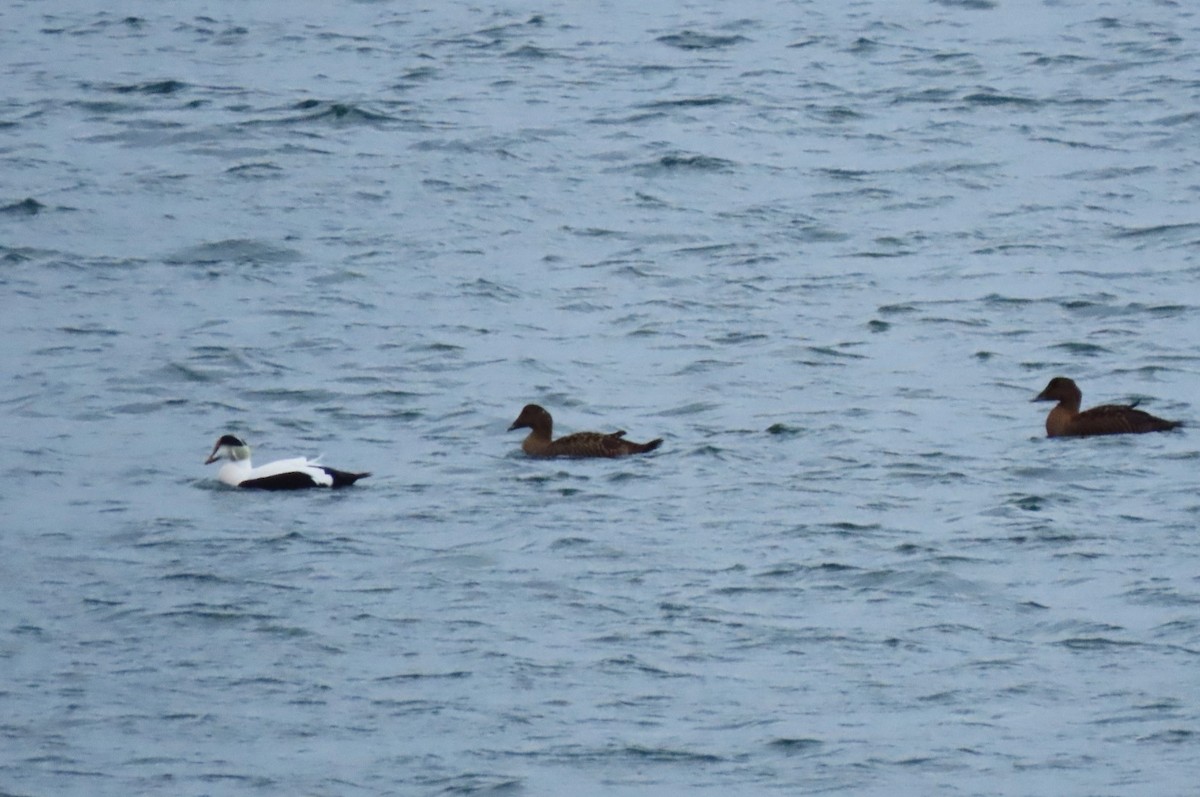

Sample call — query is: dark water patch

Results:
[561,225,624,239]
[1006,493,1051,512]
[159,608,276,624]
[505,44,561,60]
[225,162,284,179]
[377,670,471,682]
[1049,341,1111,356]
[893,88,960,104]
[641,95,741,110]
[1031,53,1090,67]
[600,654,683,678]
[395,65,438,85]
[297,101,396,125]
[195,773,275,788]
[165,239,301,266]
[414,341,465,354]
[457,277,518,300]
[162,572,229,584]
[1033,135,1114,151]
[711,331,767,345]
[549,536,593,550]
[768,737,823,756]
[788,221,849,242]
[904,159,999,176]
[758,562,804,578]
[656,31,749,50]
[804,345,867,361]
[918,314,987,328]
[849,37,880,54]
[934,0,998,10]
[984,293,1037,307]
[821,522,881,535]
[112,398,188,415]
[1063,165,1156,181]
[363,387,425,404]
[1111,221,1200,241]
[1056,636,1140,651]
[0,198,46,216]
[248,100,398,127]
[671,358,737,376]
[108,79,188,95]
[765,422,803,437]
[1138,729,1195,744]
[816,167,872,182]
[633,152,736,175]
[2,246,42,264]
[1060,298,1190,319]
[1153,111,1200,127]
[243,388,339,404]
[806,104,865,124]
[878,302,918,315]
[1125,586,1200,608]
[421,773,523,794]
[620,744,722,763]
[973,242,1063,255]
[58,324,121,336]
[964,91,1041,107]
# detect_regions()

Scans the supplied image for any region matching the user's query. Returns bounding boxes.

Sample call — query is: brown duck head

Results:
[1033,376,1082,411]
[508,404,553,437]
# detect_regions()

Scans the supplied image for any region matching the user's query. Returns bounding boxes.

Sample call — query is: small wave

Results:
[248,100,399,127]
[641,95,741,110]
[656,31,749,50]
[376,670,471,681]
[420,773,523,794]
[634,152,736,175]
[244,387,339,403]
[0,197,47,215]
[933,0,997,8]
[769,737,824,754]
[164,239,301,266]
[1112,221,1200,240]
[1056,636,1141,651]
[620,744,722,763]
[765,422,804,437]
[1049,341,1111,356]
[58,324,121,336]
[816,167,872,181]
[505,44,561,60]
[224,162,283,179]
[109,79,188,95]
[964,91,1041,107]
[893,88,959,104]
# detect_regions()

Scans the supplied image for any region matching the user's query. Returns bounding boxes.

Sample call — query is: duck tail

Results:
[328,469,371,487]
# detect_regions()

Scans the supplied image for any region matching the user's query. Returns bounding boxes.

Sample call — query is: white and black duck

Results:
[204,434,370,490]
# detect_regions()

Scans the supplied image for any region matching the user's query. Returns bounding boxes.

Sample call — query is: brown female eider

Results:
[1033,377,1181,438]
[508,404,663,458]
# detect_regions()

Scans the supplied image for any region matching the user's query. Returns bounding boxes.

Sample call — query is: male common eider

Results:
[204,434,370,489]
[1033,377,1181,438]
[508,404,663,458]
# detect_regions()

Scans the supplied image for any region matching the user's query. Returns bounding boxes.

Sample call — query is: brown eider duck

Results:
[1033,377,1181,438]
[508,404,663,458]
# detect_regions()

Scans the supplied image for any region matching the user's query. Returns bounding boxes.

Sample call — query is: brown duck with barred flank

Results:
[508,404,663,458]
[1033,377,1181,438]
